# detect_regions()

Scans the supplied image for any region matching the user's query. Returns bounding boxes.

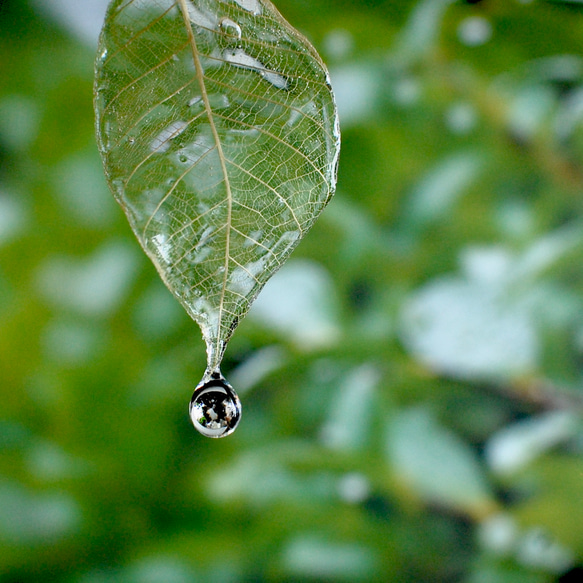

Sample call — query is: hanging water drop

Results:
[189,373,241,438]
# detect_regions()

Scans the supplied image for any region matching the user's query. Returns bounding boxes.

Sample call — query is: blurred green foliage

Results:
[2,0,583,581]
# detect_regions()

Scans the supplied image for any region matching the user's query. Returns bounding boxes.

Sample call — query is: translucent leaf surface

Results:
[94,0,340,383]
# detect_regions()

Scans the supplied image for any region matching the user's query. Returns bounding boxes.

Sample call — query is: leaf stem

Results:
[177,0,233,370]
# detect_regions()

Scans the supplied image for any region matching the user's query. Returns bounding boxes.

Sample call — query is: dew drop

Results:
[219,17,242,39]
[190,373,241,438]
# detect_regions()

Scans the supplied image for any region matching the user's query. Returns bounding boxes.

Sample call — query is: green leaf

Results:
[386,408,497,518]
[94,0,340,373]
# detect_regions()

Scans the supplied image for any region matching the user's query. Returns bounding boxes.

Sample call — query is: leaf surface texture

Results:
[95,0,340,370]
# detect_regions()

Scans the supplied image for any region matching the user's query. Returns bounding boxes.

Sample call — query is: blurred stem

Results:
[426,51,583,194]
[500,377,583,412]
[419,51,583,411]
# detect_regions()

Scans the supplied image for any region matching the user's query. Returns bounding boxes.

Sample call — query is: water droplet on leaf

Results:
[219,17,242,39]
[190,373,241,438]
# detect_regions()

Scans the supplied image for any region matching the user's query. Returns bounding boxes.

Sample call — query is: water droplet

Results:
[219,17,242,39]
[189,374,241,438]
[178,154,188,163]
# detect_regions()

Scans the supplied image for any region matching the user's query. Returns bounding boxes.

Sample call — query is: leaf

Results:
[94,0,340,379]
[386,408,497,518]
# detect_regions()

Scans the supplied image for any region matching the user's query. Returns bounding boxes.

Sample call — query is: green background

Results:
[2,0,583,581]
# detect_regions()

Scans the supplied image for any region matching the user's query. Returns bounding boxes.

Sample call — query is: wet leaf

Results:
[94,0,340,373]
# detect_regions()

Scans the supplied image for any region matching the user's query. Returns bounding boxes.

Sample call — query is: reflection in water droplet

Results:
[219,17,242,39]
[190,374,241,438]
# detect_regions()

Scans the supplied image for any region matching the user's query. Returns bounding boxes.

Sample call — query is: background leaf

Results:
[94,0,340,372]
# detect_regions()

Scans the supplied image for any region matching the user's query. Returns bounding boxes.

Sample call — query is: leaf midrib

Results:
[178,0,233,368]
